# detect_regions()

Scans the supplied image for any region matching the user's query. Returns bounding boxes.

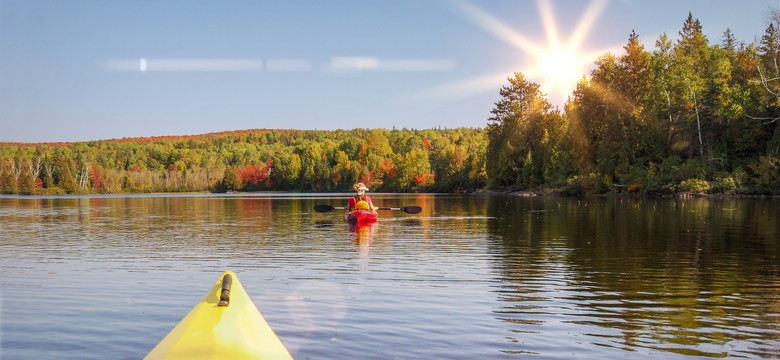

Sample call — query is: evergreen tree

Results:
[758,22,780,92]
[57,158,78,193]
[677,12,708,60]
[485,73,558,189]
[673,13,710,158]
[1,169,18,194]
[18,169,35,195]
[721,28,737,52]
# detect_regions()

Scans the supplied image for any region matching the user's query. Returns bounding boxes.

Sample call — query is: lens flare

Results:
[431,0,613,105]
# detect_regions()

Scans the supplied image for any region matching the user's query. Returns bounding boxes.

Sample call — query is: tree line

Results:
[0,128,488,195]
[2,11,779,196]
[487,12,780,195]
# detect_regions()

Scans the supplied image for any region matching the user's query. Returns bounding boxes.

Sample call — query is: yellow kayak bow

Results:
[145,271,293,360]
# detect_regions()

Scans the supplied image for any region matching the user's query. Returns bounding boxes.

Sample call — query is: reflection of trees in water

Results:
[3,196,283,256]
[399,219,422,227]
[486,196,780,357]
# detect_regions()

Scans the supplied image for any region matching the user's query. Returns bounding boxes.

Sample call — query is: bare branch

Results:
[746,114,780,124]
[26,157,43,180]
[750,61,780,124]
[757,65,780,97]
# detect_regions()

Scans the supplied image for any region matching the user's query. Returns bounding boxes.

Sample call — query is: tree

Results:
[57,158,78,193]
[674,13,710,158]
[332,150,359,190]
[0,167,18,194]
[486,72,559,189]
[42,155,56,188]
[364,130,392,159]
[238,161,272,190]
[755,20,780,125]
[17,168,35,194]
[397,148,433,189]
[297,141,329,190]
[721,28,737,53]
[221,167,242,191]
[121,172,134,192]
[270,150,301,190]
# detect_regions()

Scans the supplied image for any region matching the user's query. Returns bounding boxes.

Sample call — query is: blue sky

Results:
[1,0,777,143]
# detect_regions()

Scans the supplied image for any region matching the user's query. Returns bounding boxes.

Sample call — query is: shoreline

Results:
[1,188,778,199]
[468,188,780,199]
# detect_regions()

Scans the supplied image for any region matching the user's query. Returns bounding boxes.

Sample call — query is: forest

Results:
[486,12,780,195]
[1,12,779,196]
[0,128,488,194]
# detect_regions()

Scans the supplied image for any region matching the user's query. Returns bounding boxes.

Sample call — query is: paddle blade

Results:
[401,206,422,214]
[314,204,335,212]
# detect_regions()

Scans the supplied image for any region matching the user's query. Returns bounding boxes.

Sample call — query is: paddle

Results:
[314,204,422,214]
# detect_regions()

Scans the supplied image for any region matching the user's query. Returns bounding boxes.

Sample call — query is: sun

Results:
[426,0,610,105]
[539,47,581,98]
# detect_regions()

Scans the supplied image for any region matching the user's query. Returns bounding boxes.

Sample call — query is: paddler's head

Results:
[353,182,369,195]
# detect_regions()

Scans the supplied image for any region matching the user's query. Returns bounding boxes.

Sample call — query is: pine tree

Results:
[721,28,737,52]
[759,23,779,82]
[18,169,35,195]
[677,12,708,59]
[58,159,78,193]
[485,72,557,189]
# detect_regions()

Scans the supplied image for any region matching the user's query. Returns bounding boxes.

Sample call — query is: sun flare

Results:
[434,0,610,105]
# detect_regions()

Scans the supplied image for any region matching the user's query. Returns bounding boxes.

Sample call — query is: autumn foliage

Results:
[485,13,780,195]
[0,128,488,194]
[238,161,273,190]
[4,12,778,196]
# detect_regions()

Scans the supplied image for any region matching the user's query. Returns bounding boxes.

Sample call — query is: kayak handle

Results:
[218,273,232,307]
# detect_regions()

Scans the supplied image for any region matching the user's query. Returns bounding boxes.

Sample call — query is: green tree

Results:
[57,158,78,193]
[758,22,779,85]
[332,150,358,190]
[674,13,711,158]
[486,73,556,189]
[271,150,302,190]
[221,166,242,191]
[18,169,36,195]
[398,148,433,189]
[121,172,134,192]
[1,168,18,194]
[364,130,392,159]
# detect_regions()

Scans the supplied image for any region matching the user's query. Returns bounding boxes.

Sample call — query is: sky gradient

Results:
[1,0,777,143]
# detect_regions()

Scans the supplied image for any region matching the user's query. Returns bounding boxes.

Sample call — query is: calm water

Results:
[0,194,778,359]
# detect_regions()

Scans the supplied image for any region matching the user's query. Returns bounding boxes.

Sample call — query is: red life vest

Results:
[348,195,373,210]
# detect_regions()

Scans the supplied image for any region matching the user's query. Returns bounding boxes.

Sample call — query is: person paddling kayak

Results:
[348,182,378,213]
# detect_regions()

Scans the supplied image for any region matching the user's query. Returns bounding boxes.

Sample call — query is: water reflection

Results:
[1,194,778,359]
[486,195,780,358]
[399,219,423,227]
[349,222,377,242]
[314,220,337,228]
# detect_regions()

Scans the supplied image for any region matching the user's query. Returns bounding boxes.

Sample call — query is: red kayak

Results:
[345,209,378,225]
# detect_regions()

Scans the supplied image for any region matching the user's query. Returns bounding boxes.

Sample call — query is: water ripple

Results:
[1,195,778,359]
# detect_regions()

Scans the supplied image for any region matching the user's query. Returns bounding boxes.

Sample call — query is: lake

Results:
[1,193,778,359]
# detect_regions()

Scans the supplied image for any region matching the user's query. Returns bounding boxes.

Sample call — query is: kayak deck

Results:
[145,271,292,360]
[345,209,378,224]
